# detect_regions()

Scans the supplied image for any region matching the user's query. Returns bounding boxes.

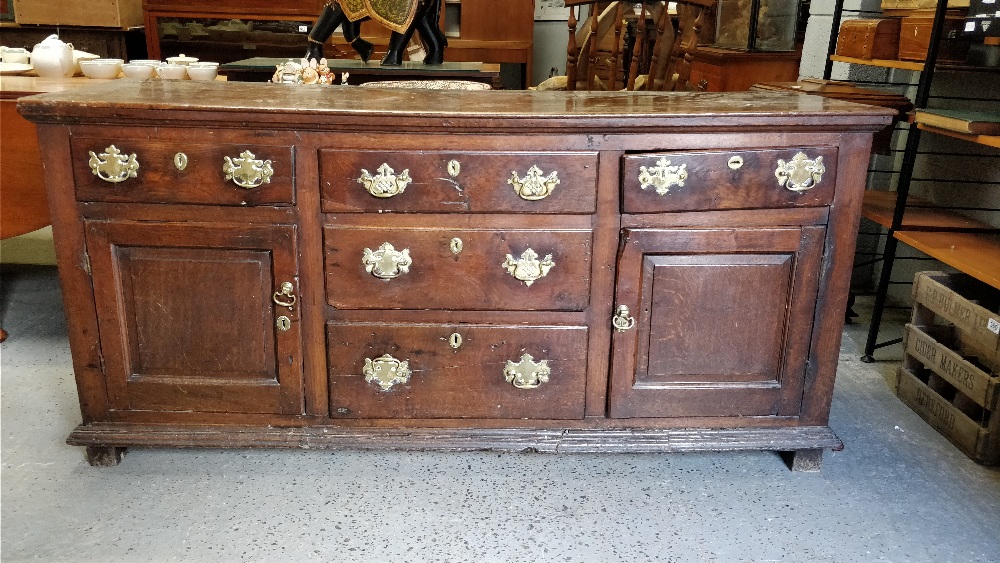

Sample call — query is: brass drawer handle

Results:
[504,353,550,389]
[502,248,554,286]
[775,152,826,192]
[364,354,411,391]
[88,145,139,184]
[363,242,412,279]
[638,157,687,195]
[358,163,412,198]
[509,165,560,201]
[223,150,273,189]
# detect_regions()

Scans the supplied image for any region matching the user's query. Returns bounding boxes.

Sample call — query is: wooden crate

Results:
[912,272,1000,356]
[896,366,1000,465]
[836,19,902,60]
[895,271,1000,465]
[898,15,971,62]
[13,0,142,28]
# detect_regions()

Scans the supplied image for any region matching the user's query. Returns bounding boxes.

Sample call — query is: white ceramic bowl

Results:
[72,50,99,75]
[165,53,198,66]
[186,62,219,81]
[122,62,158,79]
[128,59,162,66]
[156,63,188,80]
[79,58,123,79]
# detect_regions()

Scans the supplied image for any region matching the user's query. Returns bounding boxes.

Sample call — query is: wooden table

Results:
[220,58,503,88]
[1,76,108,341]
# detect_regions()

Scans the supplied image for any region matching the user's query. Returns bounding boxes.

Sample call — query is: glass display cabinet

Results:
[714,0,800,51]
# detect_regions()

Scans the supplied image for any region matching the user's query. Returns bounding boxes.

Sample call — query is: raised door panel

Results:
[86,221,303,414]
[609,227,824,419]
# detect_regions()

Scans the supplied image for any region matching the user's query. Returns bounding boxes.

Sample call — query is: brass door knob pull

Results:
[612,305,636,332]
[88,145,139,184]
[272,281,296,310]
[223,150,273,189]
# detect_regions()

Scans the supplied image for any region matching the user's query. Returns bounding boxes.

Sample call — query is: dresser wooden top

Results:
[18,80,895,133]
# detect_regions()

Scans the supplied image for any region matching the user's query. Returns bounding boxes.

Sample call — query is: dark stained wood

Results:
[324,225,593,311]
[18,82,891,468]
[609,227,825,418]
[320,150,598,214]
[85,446,127,467]
[68,423,844,453]
[71,132,295,207]
[622,147,838,212]
[327,323,589,419]
[0,100,49,239]
[85,221,303,414]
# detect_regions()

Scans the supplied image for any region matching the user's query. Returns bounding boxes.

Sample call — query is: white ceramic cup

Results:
[186,62,219,81]
[122,62,158,79]
[156,63,188,80]
[2,47,30,64]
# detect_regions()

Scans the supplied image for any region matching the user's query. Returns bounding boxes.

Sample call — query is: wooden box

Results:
[881,0,970,11]
[912,272,1000,356]
[836,19,902,60]
[894,271,1000,465]
[13,0,142,28]
[898,15,971,61]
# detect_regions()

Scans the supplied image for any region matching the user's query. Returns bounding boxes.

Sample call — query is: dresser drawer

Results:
[325,225,592,311]
[327,323,588,419]
[320,150,598,213]
[622,147,837,213]
[71,136,294,206]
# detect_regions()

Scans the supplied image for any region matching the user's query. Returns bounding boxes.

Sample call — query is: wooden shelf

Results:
[829,55,924,71]
[917,123,1000,149]
[862,190,1000,231]
[894,231,1000,289]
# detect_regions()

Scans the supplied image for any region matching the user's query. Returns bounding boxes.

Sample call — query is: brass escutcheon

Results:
[612,305,636,332]
[363,354,411,391]
[638,158,687,195]
[775,152,826,192]
[447,159,461,177]
[362,242,412,279]
[503,353,550,389]
[276,316,292,332]
[450,237,463,255]
[502,248,554,287]
[88,145,139,184]
[223,150,273,189]
[727,155,744,170]
[174,152,189,171]
[358,163,412,198]
[449,332,463,349]
[509,165,560,201]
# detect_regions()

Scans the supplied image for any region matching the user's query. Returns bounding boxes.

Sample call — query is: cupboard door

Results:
[609,227,825,419]
[86,221,303,414]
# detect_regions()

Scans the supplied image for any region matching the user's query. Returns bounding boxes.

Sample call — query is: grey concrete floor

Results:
[2,264,999,562]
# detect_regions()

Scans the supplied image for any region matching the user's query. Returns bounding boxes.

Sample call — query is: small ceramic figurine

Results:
[305,0,447,66]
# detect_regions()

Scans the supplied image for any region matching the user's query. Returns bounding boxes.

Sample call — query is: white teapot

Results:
[31,34,75,78]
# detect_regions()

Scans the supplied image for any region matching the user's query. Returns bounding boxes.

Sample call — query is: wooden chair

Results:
[562,0,716,92]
